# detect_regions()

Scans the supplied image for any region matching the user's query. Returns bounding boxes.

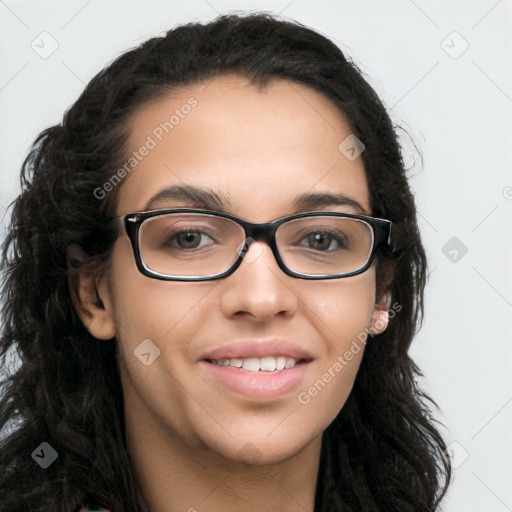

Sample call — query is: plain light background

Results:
[1,1,511,510]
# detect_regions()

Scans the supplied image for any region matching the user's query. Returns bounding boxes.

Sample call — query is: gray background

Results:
[1,1,511,510]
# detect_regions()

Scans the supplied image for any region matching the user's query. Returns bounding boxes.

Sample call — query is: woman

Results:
[0,12,451,512]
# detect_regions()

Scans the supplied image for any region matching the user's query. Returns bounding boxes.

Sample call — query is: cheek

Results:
[297,271,376,416]
[108,238,215,353]
[307,270,376,353]
[109,259,220,437]
[112,281,217,362]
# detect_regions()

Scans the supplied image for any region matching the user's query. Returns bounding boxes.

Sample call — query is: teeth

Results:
[211,356,298,371]
[242,358,260,372]
[259,356,276,371]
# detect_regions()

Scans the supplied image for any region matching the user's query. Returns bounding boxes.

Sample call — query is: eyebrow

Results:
[142,185,367,215]
[143,185,233,212]
[291,192,367,215]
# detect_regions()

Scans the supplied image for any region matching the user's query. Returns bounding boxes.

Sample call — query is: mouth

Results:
[205,356,308,372]
[199,340,314,399]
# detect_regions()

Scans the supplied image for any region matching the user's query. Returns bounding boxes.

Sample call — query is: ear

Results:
[369,292,390,335]
[67,244,116,340]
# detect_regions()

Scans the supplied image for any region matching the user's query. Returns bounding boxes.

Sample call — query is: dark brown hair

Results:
[0,12,451,511]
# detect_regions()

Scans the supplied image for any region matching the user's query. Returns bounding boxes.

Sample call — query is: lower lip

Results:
[199,360,310,399]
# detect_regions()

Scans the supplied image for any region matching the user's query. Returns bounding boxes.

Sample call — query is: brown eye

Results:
[176,231,203,249]
[304,231,346,251]
[163,230,215,250]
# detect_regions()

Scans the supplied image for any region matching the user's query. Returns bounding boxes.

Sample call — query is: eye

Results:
[303,230,347,251]
[168,230,214,250]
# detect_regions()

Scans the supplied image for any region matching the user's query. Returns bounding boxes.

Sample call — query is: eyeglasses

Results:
[115,208,393,281]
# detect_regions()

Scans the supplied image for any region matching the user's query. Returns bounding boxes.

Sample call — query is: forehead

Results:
[116,74,370,219]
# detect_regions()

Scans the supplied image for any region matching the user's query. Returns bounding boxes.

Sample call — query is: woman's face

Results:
[80,75,389,465]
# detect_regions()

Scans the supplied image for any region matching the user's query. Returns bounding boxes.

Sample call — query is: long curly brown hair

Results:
[0,12,451,511]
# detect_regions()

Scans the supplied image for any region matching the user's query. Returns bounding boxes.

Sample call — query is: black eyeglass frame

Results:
[116,208,393,281]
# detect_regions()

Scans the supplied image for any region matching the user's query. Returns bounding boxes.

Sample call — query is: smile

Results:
[208,356,302,372]
[201,358,312,399]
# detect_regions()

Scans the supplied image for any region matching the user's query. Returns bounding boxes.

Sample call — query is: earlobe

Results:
[68,245,116,341]
[370,292,390,335]
[81,276,116,340]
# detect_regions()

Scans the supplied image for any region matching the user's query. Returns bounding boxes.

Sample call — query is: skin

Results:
[76,74,390,512]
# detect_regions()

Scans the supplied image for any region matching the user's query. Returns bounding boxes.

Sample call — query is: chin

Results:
[211,431,319,466]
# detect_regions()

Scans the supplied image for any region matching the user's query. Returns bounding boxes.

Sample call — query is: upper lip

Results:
[201,339,314,362]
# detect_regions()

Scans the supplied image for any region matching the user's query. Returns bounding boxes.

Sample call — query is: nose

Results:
[219,241,299,322]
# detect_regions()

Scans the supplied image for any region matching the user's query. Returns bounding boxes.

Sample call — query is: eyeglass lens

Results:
[139,213,374,278]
